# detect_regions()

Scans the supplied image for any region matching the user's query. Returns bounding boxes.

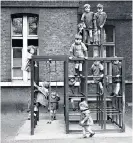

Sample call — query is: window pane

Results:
[104,26,114,42]
[28,16,38,35]
[12,39,23,47]
[12,17,23,35]
[13,68,23,77]
[106,46,114,57]
[13,48,22,58]
[13,58,22,67]
[28,39,38,46]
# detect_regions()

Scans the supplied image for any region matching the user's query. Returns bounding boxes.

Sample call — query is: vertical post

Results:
[121,59,125,132]
[103,60,106,130]
[31,59,34,135]
[64,60,69,133]
[84,59,88,100]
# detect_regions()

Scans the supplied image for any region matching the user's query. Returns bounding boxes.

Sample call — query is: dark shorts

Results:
[94,77,103,83]
[112,77,121,83]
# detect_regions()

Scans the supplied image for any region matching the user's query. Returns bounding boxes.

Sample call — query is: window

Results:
[102,25,115,57]
[11,14,39,81]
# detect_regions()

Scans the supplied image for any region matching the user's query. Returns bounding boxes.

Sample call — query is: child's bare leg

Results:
[114,83,120,95]
[71,98,76,111]
[53,110,56,120]
[89,30,93,44]
[98,29,101,45]
[50,110,54,121]
[79,63,82,76]
[75,63,79,76]
[99,82,103,95]
[82,127,87,138]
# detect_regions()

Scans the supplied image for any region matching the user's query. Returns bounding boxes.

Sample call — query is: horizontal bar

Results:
[69,57,124,61]
[32,55,68,61]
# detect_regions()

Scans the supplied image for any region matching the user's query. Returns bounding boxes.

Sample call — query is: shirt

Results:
[70,42,87,58]
[81,12,94,29]
[112,62,121,76]
[94,12,107,29]
[91,62,104,76]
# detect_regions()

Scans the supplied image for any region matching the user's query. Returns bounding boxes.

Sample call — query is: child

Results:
[81,4,94,44]
[94,4,107,45]
[69,76,77,111]
[79,98,95,138]
[69,34,88,76]
[27,81,50,120]
[91,60,104,95]
[48,92,60,122]
[77,22,86,35]
[111,58,122,96]
[22,45,37,72]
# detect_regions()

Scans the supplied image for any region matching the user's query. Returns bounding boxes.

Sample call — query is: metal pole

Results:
[31,59,34,135]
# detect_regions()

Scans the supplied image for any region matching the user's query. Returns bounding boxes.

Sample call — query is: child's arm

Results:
[69,44,74,59]
[56,94,60,101]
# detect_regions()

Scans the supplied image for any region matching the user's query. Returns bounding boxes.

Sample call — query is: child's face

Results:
[85,7,90,13]
[75,38,82,45]
[30,48,35,54]
[97,7,103,13]
[114,60,119,64]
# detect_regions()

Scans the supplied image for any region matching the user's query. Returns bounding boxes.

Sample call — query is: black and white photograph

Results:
[1,0,132,143]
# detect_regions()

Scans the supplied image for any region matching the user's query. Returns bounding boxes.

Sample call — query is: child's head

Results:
[51,92,56,98]
[75,34,82,45]
[28,45,36,54]
[97,3,103,13]
[42,81,50,88]
[113,56,119,64]
[94,60,100,65]
[69,77,75,82]
[84,4,91,13]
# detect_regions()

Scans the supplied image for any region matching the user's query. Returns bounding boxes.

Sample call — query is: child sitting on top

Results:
[47,92,60,123]
[22,45,37,72]
[79,98,95,138]
[91,60,104,95]
[69,34,88,76]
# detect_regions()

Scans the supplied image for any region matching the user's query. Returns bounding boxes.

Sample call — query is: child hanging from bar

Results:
[91,60,104,95]
[27,81,50,120]
[79,98,95,138]
[47,92,60,123]
[69,34,88,76]
[68,76,78,111]
[110,57,122,97]
[22,45,37,72]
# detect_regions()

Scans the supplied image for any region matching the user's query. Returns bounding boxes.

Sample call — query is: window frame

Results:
[11,14,39,81]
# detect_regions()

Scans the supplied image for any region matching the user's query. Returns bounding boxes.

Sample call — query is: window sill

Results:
[0,80,132,87]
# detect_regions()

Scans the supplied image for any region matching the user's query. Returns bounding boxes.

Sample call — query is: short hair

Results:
[42,81,50,88]
[75,34,82,40]
[84,4,91,8]
[97,3,103,8]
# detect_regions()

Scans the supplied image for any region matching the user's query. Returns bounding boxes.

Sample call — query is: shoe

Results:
[89,132,95,137]
[73,108,76,111]
[83,134,87,138]
[110,92,114,96]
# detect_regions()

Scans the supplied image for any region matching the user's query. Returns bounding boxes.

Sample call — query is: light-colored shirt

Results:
[81,12,94,29]
[94,12,107,29]
[70,42,87,58]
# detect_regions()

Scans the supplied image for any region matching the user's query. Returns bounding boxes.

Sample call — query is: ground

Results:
[1,103,132,143]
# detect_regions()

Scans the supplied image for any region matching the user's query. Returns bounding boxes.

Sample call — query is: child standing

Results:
[48,92,60,121]
[81,4,94,44]
[69,34,88,76]
[79,98,95,138]
[91,60,104,95]
[94,4,107,45]
[111,58,122,96]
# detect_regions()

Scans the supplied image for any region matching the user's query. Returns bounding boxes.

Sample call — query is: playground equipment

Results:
[30,55,125,135]
[30,55,68,135]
